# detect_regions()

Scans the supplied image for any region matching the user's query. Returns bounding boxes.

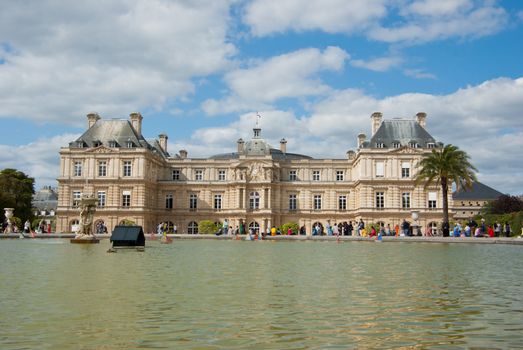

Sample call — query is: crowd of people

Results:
[451,219,511,237]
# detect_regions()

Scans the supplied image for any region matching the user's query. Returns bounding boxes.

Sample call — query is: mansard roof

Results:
[452,181,504,201]
[365,119,437,149]
[69,119,169,157]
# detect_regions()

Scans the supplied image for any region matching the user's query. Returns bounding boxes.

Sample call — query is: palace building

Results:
[57,111,449,235]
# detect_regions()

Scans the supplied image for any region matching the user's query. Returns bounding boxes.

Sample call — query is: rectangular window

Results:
[375,161,384,177]
[401,162,410,178]
[376,192,384,209]
[338,195,347,210]
[123,161,132,177]
[165,194,173,209]
[172,169,180,181]
[214,194,222,210]
[428,192,437,209]
[195,169,203,181]
[218,169,226,181]
[336,170,344,181]
[73,161,82,177]
[98,161,107,177]
[313,195,322,210]
[289,194,297,211]
[189,194,197,210]
[122,190,131,207]
[312,170,320,181]
[402,192,411,209]
[97,191,106,208]
[289,170,297,181]
[72,191,82,208]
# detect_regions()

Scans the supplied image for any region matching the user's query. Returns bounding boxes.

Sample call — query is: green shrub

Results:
[280,222,299,235]
[119,219,136,226]
[199,220,222,234]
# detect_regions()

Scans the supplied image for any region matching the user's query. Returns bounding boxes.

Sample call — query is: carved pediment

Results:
[230,160,279,182]
[389,146,423,155]
[86,146,116,154]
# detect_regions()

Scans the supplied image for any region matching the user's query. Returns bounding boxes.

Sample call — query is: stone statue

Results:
[75,194,98,239]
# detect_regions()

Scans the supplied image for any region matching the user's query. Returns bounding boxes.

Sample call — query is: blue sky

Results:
[0,0,522,194]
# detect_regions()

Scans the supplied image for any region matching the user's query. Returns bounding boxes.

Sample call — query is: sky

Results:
[0,0,522,195]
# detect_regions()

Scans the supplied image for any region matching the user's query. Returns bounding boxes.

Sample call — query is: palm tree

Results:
[415,144,477,236]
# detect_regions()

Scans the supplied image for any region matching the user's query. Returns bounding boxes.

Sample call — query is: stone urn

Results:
[4,208,14,234]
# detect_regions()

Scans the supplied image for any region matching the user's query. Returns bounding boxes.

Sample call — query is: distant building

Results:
[32,186,58,217]
[452,181,504,220]
[56,111,478,235]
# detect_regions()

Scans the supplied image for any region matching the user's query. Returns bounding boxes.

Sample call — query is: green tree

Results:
[415,144,477,237]
[280,222,299,235]
[484,194,523,214]
[0,168,35,223]
[199,220,222,234]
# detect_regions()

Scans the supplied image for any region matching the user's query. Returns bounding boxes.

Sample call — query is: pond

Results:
[1,239,522,349]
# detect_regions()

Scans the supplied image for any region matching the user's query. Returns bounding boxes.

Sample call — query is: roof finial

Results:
[256,111,262,127]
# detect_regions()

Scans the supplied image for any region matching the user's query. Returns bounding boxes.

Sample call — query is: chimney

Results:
[129,112,143,135]
[416,112,427,128]
[158,133,168,153]
[357,133,366,147]
[280,138,287,153]
[87,112,100,128]
[179,149,187,159]
[371,112,383,136]
[237,138,245,153]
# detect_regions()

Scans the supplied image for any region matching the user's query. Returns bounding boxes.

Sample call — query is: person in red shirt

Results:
[370,226,377,237]
[487,225,494,237]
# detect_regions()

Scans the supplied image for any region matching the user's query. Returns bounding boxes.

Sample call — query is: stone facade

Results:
[57,112,449,235]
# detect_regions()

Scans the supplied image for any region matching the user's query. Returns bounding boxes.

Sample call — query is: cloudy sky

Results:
[0,0,522,194]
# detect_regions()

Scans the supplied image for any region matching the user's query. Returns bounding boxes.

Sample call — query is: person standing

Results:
[494,222,500,237]
[504,222,511,237]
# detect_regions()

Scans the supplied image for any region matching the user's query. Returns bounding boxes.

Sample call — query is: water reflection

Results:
[0,240,522,349]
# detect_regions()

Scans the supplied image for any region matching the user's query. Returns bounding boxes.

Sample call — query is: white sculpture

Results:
[74,194,98,239]
[3,208,14,234]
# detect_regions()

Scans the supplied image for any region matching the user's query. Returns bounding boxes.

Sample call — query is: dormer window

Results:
[126,140,134,148]
[409,142,419,148]
[392,142,401,149]
[375,142,385,148]
[427,142,435,149]
[93,140,102,147]
[76,140,85,148]
[109,140,118,148]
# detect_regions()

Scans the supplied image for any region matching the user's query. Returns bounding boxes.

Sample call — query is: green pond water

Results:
[1,239,522,349]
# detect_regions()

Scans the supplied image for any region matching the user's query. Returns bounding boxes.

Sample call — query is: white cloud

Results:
[202,46,349,115]
[243,0,508,44]
[243,0,387,36]
[0,0,235,125]
[351,55,403,72]
[404,68,437,80]
[0,134,80,189]
[368,1,508,43]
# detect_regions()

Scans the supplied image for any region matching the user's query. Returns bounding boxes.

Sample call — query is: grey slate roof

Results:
[452,181,504,200]
[210,148,312,160]
[365,119,437,148]
[69,119,169,157]
[32,187,58,211]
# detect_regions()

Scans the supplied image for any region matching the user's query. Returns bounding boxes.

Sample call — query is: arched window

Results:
[428,221,438,236]
[248,221,259,233]
[70,219,79,233]
[249,191,260,209]
[188,221,198,234]
[312,221,324,235]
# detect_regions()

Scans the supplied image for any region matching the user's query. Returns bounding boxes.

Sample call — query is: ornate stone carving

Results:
[75,194,98,239]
